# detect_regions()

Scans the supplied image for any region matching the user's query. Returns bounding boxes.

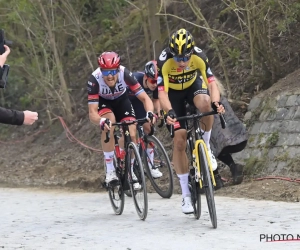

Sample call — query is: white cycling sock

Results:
[147,148,154,167]
[104,151,115,173]
[131,158,135,174]
[201,129,211,151]
[177,173,191,198]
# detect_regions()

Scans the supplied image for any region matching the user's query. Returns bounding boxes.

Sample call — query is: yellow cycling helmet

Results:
[169,28,195,56]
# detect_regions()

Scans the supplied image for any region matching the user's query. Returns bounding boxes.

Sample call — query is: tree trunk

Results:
[148,0,162,58]
[141,9,152,61]
[246,1,255,75]
[37,0,73,122]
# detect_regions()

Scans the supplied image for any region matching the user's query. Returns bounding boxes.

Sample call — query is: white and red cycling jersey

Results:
[87,65,144,104]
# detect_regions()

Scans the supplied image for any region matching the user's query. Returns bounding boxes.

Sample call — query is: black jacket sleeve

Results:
[0,66,3,79]
[0,107,24,125]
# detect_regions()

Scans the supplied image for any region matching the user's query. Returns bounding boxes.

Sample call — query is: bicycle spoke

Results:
[143,135,174,198]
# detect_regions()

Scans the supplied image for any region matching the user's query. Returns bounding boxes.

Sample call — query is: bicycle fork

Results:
[193,140,216,187]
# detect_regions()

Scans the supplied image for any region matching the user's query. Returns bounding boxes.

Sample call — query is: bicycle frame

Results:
[114,123,134,190]
[105,118,150,190]
[172,110,226,188]
[187,118,215,187]
[136,124,155,152]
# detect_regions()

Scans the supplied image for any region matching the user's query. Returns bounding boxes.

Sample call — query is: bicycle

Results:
[136,123,174,198]
[103,118,149,220]
[121,119,174,199]
[169,108,226,228]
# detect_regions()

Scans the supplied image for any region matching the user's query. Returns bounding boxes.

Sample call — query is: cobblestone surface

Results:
[0,188,299,250]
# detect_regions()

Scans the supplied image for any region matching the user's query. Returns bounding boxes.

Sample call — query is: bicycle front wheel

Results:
[108,155,125,215]
[198,142,217,228]
[127,142,148,220]
[143,135,174,198]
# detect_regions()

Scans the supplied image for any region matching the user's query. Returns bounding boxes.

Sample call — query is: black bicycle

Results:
[103,118,149,220]
[137,123,174,198]
[170,108,226,228]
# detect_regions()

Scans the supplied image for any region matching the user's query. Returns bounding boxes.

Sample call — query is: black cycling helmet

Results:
[144,60,158,83]
[169,28,195,56]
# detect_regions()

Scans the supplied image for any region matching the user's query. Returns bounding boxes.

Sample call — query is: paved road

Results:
[0,188,299,250]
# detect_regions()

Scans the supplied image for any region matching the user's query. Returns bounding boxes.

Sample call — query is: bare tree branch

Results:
[155,12,241,40]
[124,0,141,10]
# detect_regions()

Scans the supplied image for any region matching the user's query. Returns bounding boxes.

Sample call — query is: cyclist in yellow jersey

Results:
[157,28,225,214]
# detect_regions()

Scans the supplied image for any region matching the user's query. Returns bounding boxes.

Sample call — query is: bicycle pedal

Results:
[107,179,120,188]
[102,182,108,189]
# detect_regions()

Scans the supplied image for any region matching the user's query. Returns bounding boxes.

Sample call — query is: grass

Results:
[266,131,279,147]
[244,156,268,176]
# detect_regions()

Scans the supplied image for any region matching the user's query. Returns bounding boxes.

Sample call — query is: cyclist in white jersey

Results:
[87,51,155,189]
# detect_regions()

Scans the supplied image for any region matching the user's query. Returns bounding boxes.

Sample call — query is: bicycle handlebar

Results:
[169,110,226,138]
[104,117,155,143]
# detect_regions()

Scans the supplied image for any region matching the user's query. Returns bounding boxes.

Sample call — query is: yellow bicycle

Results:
[170,107,226,228]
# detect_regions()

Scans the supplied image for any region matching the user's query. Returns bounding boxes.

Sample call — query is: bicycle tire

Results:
[198,142,217,228]
[127,142,148,220]
[189,175,201,219]
[142,135,174,198]
[108,155,125,215]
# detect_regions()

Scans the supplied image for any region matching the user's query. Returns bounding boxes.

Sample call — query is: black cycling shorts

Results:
[130,98,146,120]
[168,77,209,131]
[98,93,136,122]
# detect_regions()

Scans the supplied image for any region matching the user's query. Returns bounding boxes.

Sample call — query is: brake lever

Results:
[148,125,155,136]
[169,114,175,138]
[219,113,226,129]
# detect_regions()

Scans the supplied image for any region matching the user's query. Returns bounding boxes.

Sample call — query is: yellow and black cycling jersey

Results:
[157,46,215,92]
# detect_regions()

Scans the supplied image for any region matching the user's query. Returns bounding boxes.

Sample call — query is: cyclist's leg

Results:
[131,98,152,134]
[168,88,193,213]
[98,99,118,184]
[187,78,223,189]
[131,98,162,178]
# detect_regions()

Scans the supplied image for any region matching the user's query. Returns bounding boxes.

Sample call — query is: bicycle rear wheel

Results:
[188,169,201,219]
[143,135,174,198]
[108,155,125,215]
[127,142,148,220]
[198,143,217,228]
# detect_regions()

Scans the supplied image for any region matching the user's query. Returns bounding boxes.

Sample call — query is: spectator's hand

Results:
[0,45,11,67]
[23,110,38,125]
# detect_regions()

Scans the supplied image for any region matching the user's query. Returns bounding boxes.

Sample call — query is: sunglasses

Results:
[147,78,157,84]
[101,69,119,76]
[173,56,191,62]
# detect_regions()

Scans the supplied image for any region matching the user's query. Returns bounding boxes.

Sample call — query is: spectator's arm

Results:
[0,107,24,125]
